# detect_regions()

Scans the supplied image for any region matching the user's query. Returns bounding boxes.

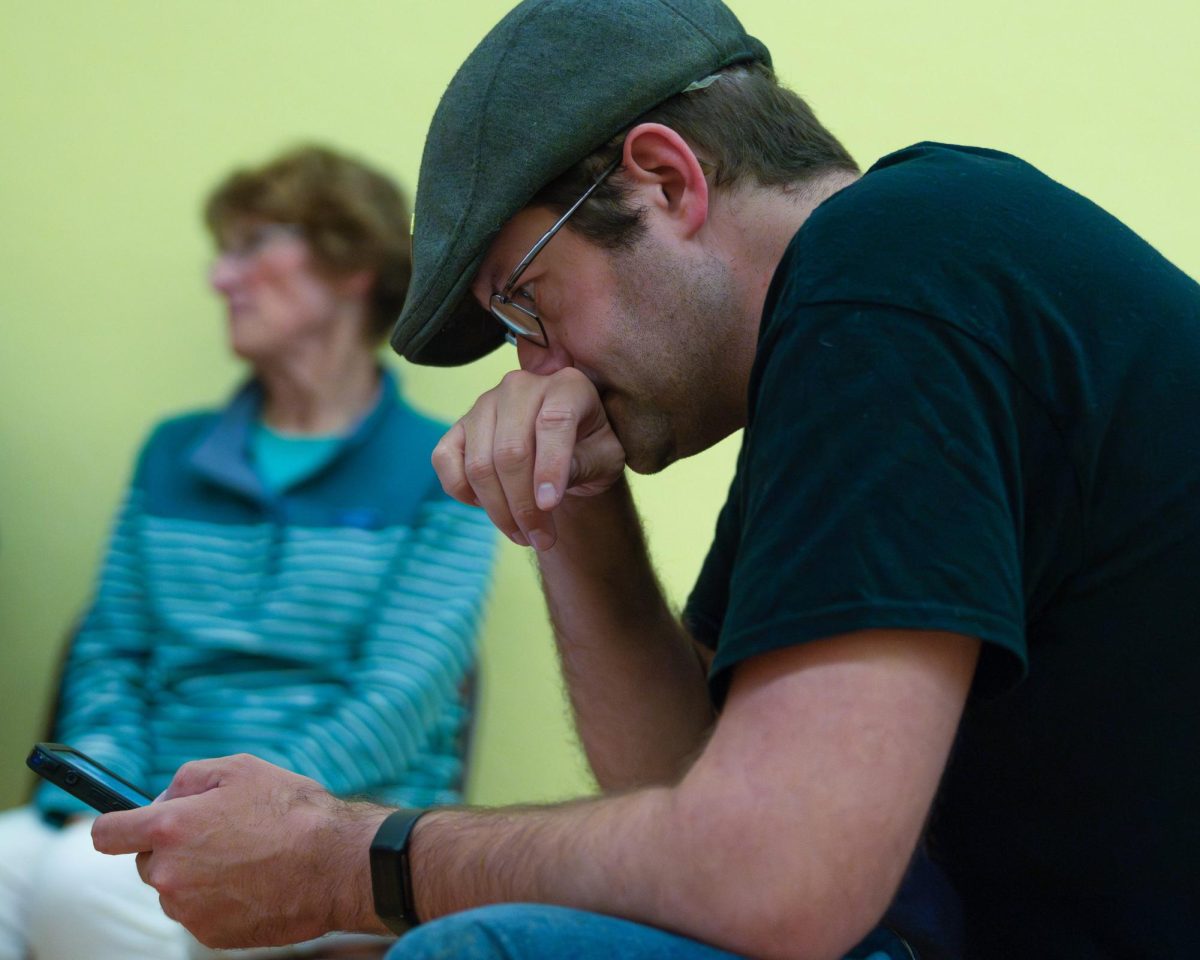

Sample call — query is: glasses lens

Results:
[220,224,300,260]
[490,297,542,341]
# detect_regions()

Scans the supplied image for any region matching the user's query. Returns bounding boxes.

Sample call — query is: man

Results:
[93,1,1200,958]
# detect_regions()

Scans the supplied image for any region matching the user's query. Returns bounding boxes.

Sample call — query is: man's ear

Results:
[620,123,710,239]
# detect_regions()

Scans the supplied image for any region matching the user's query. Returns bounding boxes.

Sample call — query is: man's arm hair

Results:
[411,629,980,960]
[537,478,717,789]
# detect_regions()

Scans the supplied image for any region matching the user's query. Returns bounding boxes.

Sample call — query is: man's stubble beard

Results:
[604,240,741,475]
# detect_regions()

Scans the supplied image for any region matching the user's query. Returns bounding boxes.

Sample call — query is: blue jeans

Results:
[385,904,915,960]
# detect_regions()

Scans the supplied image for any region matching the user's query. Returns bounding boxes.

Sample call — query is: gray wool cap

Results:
[390,0,771,366]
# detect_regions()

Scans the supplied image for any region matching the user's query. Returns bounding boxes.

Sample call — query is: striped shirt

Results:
[36,370,495,816]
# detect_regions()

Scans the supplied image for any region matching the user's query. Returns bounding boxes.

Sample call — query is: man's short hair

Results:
[205,145,412,344]
[535,62,859,251]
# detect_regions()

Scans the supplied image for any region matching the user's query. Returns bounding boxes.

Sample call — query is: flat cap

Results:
[391,0,770,366]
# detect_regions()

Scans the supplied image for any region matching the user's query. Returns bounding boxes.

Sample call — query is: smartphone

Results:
[26,742,153,813]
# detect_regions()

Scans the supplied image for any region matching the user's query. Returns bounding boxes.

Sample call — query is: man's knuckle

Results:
[493,437,533,469]
[432,446,462,477]
[150,863,181,900]
[537,405,579,430]
[442,477,473,502]
[147,815,179,848]
[512,504,543,528]
[463,455,498,484]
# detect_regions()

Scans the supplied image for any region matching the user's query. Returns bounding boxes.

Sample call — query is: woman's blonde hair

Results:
[205,145,411,343]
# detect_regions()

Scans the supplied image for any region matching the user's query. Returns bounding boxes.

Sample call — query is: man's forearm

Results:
[385,631,979,960]
[403,774,873,960]
[412,789,746,937]
[537,477,716,789]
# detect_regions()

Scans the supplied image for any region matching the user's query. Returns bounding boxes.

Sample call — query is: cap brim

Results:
[393,265,507,367]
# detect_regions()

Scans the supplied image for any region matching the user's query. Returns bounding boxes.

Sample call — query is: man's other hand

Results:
[91,753,390,948]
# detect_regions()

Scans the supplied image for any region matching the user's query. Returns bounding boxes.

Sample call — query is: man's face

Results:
[473,206,744,473]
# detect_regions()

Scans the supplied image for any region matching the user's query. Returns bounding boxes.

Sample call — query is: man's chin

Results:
[614,426,677,476]
[604,397,681,475]
[620,421,731,475]
[624,454,674,476]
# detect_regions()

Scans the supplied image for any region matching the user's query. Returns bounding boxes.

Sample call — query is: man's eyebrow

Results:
[471,258,499,296]
[472,252,510,306]
[484,249,512,291]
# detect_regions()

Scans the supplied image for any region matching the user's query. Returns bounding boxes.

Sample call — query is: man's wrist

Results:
[321,802,394,936]
[544,476,636,553]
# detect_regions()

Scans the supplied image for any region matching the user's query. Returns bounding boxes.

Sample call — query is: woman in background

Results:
[0,145,495,960]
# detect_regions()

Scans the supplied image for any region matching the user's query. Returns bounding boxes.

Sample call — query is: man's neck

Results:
[724,169,859,323]
[707,168,860,415]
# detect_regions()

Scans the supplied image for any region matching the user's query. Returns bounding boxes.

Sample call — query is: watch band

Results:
[369,808,428,932]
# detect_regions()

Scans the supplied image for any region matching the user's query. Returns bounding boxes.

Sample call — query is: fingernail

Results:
[536,483,558,510]
[528,530,554,552]
[510,530,530,547]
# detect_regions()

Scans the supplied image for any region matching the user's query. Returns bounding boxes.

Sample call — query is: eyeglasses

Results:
[216,223,303,262]
[489,157,622,349]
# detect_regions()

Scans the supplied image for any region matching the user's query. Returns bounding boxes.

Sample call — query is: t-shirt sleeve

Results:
[696,301,1029,703]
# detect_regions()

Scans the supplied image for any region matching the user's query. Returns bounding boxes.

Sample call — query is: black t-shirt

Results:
[684,143,1200,958]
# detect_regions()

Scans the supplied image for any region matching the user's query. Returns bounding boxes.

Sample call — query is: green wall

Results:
[2,0,1197,811]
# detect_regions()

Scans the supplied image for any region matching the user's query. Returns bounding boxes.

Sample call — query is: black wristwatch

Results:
[369,808,428,933]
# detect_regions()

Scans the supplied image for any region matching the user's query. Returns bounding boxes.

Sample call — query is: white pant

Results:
[0,806,393,960]
[0,805,190,960]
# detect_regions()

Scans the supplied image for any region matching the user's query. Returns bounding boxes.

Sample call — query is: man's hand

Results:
[432,366,625,551]
[91,754,390,949]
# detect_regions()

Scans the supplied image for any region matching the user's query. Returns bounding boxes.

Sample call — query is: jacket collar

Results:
[188,367,399,500]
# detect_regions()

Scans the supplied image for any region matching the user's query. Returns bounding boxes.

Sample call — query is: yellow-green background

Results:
[2,0,1197,811]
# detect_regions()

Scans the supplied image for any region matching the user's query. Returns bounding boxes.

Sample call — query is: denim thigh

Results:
[387,903,912,960]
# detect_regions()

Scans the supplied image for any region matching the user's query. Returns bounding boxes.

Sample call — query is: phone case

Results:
[26,742,152,813]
